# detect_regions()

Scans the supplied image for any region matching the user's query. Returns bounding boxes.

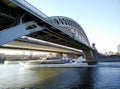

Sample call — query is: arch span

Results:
[49,16,90,47]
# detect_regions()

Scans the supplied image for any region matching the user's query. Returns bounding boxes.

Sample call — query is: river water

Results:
[1,62,120,89]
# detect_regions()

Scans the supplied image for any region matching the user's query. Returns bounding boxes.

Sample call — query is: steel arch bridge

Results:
[0,0,97,64]
[49,16,90,47]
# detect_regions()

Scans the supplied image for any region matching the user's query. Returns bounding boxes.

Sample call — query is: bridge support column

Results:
[66,53,80,59]
[83,50,97,65]
[56,53,63,59]
[55,53,80,59]
[0,21,44,46]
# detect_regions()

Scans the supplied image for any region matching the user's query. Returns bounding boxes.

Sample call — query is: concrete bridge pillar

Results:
[55,53,63,58]
[83,50,97,65]
[66,53,80,59]
[55,53,80,59]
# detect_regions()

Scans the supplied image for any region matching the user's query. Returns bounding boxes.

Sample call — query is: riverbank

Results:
[99,56,120,62]
[4,60,28,64]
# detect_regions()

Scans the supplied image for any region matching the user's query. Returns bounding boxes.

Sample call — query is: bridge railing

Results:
[10,0,48,18]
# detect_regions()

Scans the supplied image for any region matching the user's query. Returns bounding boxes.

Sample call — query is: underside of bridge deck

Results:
[0,0,97,64]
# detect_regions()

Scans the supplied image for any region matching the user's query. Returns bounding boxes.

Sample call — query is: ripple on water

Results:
[1,62,120,89]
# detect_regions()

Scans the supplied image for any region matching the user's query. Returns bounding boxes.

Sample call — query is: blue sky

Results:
[26,0,120,53]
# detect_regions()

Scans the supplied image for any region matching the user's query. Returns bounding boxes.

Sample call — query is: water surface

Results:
[1,62,120,89]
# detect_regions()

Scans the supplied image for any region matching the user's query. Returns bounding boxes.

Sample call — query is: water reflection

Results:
[18,67,73,88]
[0,64,88,89]
[1,63,120,89]
[31,68,88,89]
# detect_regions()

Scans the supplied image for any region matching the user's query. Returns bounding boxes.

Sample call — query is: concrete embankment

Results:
[4,60,27,64]
[99,57,120,62]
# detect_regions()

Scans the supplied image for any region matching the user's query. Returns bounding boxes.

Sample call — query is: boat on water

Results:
[19,57,89,68]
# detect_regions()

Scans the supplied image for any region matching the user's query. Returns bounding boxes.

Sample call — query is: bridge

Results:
[0,0,97,64]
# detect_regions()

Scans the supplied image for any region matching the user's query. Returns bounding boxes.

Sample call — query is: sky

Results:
[26,0,120,53]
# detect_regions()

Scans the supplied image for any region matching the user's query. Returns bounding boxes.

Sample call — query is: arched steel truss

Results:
[49,16,90,47]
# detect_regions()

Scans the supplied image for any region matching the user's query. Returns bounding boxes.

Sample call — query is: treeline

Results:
[0,53,48,63]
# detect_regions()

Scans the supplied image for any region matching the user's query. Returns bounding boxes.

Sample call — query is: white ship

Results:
[20,57,89,68]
